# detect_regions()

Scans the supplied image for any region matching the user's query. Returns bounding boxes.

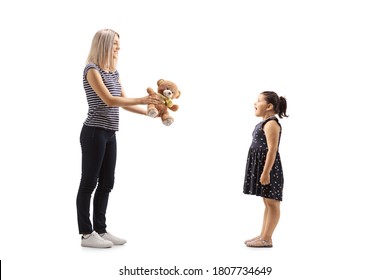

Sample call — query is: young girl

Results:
[76,29,161,248]
[243,91,288,248]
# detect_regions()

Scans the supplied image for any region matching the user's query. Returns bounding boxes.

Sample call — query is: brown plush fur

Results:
[146,79,181,126]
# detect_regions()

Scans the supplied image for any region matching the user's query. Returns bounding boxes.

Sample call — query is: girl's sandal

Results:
[244,235,261,244]
[246,239,273,248]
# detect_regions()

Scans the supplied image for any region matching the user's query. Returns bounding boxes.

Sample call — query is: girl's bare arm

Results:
[260,120,280,185]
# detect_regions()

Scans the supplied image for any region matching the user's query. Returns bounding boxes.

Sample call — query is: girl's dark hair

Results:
[261,91,289,118]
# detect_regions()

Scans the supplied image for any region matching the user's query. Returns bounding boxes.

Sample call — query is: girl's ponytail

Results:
[278,96,288,118]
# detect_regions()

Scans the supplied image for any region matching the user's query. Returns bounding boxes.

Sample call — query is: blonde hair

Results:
[86,29,120,72]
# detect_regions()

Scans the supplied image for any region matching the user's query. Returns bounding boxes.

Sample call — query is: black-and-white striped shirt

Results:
[83,63,121,131]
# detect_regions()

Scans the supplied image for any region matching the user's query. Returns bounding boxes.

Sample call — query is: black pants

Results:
[76,125,117,234]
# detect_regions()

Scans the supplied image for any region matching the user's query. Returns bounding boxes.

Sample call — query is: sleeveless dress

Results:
[243,116,284,201]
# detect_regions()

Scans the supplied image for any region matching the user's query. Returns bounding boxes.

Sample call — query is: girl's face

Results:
[113,34,120,59]
[254,94,271,118]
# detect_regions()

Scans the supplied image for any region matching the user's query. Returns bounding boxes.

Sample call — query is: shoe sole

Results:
[81,242,113,248]
[81,245,113,248]
[246,244,273,248]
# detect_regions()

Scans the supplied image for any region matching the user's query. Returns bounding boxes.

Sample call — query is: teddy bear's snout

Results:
[163,89,173,98]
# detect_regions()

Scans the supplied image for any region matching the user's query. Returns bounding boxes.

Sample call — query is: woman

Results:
[76,29,161,248]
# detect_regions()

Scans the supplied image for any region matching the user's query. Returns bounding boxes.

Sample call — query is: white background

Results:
[1,0,389,279]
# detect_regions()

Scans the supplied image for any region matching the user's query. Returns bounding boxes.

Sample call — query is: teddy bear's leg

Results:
[161,113,174,126]
[163,118,174,126]
[147,104,158,118]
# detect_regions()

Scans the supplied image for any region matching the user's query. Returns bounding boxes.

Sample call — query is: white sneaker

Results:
[100,232,127,245]
[81,231,113,248]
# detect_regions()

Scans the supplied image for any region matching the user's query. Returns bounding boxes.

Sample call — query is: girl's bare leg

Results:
[244,204,268,244]
[246,198,280,247]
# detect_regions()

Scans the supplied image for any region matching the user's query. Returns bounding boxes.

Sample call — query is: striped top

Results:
[83,63,121,131]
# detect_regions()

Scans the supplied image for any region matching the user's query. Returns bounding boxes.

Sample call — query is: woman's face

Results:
[113,34,120,59]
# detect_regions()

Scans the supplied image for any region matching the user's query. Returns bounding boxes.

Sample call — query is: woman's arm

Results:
[86,69,160,107]
[260,120,280,185]
[120,86,147,115]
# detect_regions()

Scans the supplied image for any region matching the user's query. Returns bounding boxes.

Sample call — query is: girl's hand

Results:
[260,173,270,185]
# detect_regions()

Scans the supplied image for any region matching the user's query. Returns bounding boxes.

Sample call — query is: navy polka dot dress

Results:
[243,116,284,201]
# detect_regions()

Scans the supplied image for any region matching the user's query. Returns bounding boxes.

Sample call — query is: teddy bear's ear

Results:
[176,90,181,98]
[157,79,165,86]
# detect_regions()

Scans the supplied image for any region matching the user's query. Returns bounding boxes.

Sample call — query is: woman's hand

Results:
[139,95,162,105]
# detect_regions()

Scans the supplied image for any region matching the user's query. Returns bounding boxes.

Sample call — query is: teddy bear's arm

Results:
[147,87,157,96]
[169,104,179,112]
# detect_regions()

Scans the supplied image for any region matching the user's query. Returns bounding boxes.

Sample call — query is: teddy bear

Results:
[146,79,180,126]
